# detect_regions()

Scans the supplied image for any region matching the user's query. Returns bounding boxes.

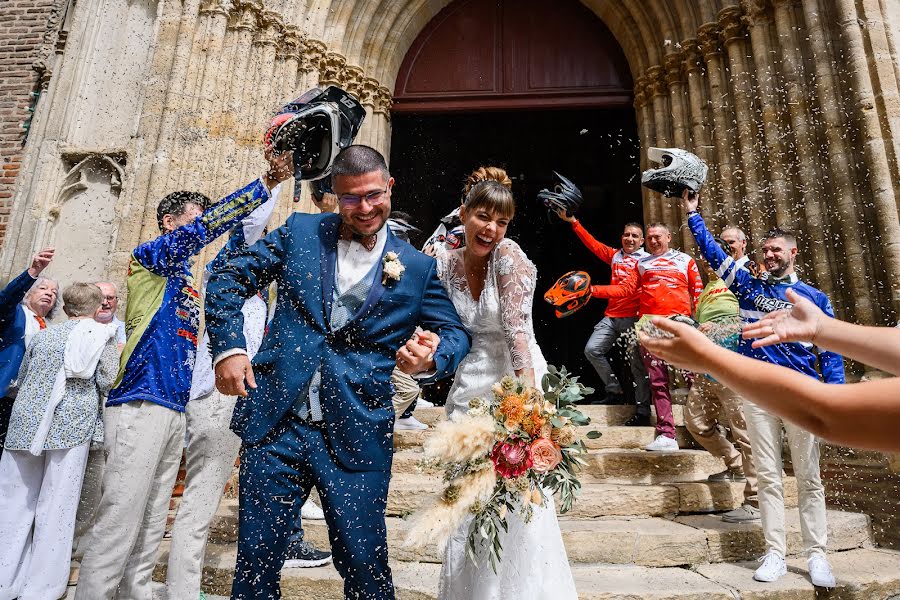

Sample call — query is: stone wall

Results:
[821,446,900,549]
[0,0,59,246]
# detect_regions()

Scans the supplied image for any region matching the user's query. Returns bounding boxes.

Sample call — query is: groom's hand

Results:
[396,330,440,374]
[215,353,257,397]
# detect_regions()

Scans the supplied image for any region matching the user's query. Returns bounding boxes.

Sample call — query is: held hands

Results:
[742,288,824,348]
[262,147,294,193]
[680,188,699,213]
[28,247,55,278]
[396,327,440,375]
[215,353,257,397]
[637,317,719,373]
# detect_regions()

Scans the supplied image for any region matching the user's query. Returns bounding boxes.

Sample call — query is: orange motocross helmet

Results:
[544,271,591,318]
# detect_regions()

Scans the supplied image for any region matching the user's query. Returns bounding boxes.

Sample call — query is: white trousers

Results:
[72,445,106,559]
[744,401,828,557]
[166,390,241,600]
[75,400,185,600]
[0,443,90,600]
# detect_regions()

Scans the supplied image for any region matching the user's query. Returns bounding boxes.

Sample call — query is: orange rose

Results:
[530,438,562,473]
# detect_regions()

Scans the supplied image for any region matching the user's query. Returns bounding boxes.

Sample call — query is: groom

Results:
[206,145,470,599]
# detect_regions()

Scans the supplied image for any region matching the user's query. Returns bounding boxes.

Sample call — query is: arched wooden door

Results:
[389,0,643,402]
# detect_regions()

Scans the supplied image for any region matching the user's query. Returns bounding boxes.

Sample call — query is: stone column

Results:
[741,0,796,229]
[633,78,659,225]
[770,0,834,297]
[697,23,741,228]
[858,0,900,187]
[372,85,393,158]
[664,52,695,251]
[681,38,721,231]
[718,6,769,244]
[647,66,678,235]
[797,0,878,324]
[135,0,204,243]
[832,0,900,314]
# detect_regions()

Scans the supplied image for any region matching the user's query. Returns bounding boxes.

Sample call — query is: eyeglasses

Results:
[338,187,389,207]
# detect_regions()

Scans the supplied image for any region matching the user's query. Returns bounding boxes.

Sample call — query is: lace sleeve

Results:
[494,239,538,371]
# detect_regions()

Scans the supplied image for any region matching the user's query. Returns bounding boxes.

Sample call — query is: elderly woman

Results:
[0,248,56,455]
[0,282,118,600]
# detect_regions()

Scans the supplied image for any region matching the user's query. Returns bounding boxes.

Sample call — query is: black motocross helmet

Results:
[537,171,584,220]
[267,86,366,201]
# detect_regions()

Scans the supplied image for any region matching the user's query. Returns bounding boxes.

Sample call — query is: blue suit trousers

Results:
[230,413,393,599]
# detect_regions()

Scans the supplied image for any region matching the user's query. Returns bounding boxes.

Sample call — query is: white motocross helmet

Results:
[641,147,708,198]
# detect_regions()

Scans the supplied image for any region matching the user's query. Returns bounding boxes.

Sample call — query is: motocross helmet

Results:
[641,147,708,198]
[267,86,366,202]
[422,208,465,252]
[544,271,591,318]
[537,171,583,219]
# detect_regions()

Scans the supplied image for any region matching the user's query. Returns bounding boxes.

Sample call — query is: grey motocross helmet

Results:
[641,147,708,198]
[267,86,366,202]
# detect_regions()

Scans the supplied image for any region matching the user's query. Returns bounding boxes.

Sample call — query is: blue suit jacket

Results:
[205,213,470,472]
[0,270,37,398]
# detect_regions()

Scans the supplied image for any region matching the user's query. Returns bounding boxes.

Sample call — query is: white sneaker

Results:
[807,553,836,588]
[395,416,428,431]
[300,499,325,520]
[754,550,787,582]
[644,435,679,451]
[416,398,435,408]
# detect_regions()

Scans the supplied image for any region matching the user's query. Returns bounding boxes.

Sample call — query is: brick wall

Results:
[0,0,58,248]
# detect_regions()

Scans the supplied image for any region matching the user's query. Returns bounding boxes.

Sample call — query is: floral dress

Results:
[5,320,119,451]
[434,238,577,600]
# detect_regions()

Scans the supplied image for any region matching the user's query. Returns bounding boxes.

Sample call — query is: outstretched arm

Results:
[639,317,900,452]
[590,263,639,299]
[744,287,900,376]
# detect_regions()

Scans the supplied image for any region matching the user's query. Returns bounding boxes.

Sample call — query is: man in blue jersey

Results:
[680,191,843,588]
[75,150,294,600]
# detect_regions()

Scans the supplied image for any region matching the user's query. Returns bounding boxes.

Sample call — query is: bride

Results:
[432,166,577,600]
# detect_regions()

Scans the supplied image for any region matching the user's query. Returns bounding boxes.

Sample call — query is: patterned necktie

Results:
[339,223,377,251]
[35,315,46,329]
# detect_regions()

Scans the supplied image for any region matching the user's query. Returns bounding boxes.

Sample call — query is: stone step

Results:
[295,509,869,567]
[391,447,725,484]
[411,404,685,428]
[151,544,900,599]
[394,425,698,450]
[209,477,797,541]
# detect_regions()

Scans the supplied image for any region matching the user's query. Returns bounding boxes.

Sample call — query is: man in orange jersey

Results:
[635,222,703,450]
[556,209,649,411]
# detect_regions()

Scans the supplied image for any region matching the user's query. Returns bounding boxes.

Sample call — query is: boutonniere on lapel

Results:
[382,251,405,285]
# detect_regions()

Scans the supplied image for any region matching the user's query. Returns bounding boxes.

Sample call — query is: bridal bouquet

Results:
[404,365,596,571]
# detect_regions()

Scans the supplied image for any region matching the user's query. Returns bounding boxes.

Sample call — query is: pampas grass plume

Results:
[404,464,497,551]
[422,413,496,463]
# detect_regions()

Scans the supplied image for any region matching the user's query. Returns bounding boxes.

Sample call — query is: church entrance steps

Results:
[207,477,799,543]
[151,544,900,599]
[391,447,728,484]
[411,404,686,428]
[394,425,698,451]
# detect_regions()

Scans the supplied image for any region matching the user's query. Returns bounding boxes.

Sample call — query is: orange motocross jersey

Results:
[635,250,703,317]
[571,220,647,318]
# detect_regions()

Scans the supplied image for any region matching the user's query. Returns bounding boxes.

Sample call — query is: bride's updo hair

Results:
[462,166,515,219]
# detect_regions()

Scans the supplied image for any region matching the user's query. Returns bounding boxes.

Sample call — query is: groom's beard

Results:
[339,222,381,251]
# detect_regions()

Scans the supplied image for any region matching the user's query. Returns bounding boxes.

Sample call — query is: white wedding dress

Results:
[435,238,577,600]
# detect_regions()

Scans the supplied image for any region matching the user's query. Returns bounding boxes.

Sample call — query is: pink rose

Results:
[491,440,533,478]
[530,438,563,473]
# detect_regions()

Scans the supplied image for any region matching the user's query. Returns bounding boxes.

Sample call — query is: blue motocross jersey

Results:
[107,179,270,411]
[687,212,844,384]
